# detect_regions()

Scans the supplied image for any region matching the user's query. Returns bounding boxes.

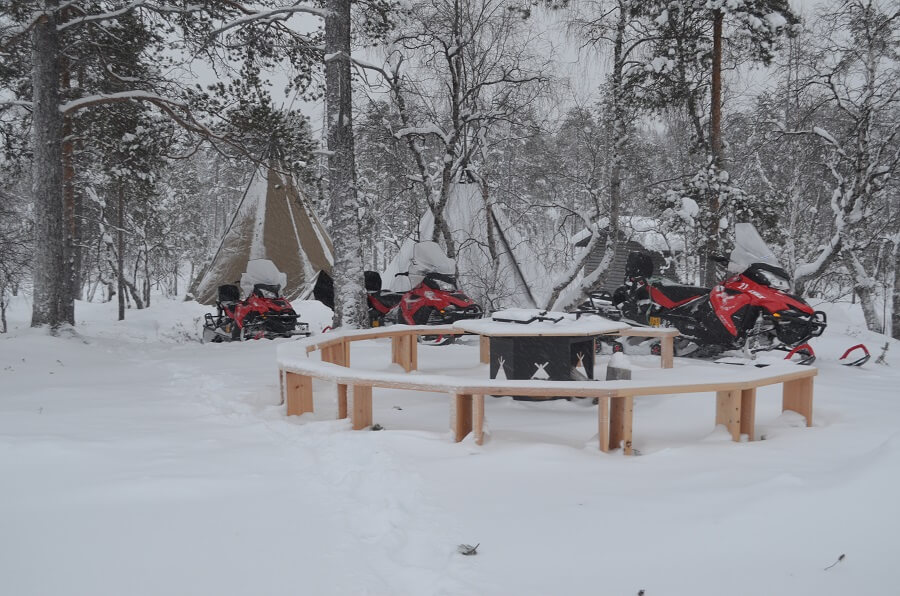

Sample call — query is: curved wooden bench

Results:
[277,327,816,454]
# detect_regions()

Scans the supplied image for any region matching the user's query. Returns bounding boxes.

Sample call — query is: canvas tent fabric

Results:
[193,166,333,305]
[383,183,549,309]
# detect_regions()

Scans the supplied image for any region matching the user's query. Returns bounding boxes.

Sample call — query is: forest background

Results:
[1,0,897,340]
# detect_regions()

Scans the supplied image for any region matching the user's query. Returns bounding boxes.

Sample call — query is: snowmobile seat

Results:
[252,283,281,298]
[364,270,382,293]
[217,284,241,305]
[625,251,654,278]
[373,291,404,309]
[650,281,709,304]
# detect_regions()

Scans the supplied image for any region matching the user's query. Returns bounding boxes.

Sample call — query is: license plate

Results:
[649,316,661,327]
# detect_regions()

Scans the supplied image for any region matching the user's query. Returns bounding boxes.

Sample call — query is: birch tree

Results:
[1,1,325,329]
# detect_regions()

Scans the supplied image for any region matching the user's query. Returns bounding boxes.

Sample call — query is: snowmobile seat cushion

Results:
[651,282,709,304]
[218,284,241,304]
[625,251,654,278]
[364,270,382,293]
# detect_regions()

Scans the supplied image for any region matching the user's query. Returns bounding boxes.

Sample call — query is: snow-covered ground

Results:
[2,295,899,595]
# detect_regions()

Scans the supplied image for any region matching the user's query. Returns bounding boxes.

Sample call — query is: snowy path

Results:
[2,298,900,595]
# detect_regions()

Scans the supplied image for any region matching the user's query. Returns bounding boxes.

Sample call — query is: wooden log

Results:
[285,372,314,416]
[783,377,813,427]
[740,387,756,441]
[473,394,485,445]
[337,383,348,419]
[351,384,373,430]
[453,393,473,442]
[716,389,741,441]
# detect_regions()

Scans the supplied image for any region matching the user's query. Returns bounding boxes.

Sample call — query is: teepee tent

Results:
[192,165,333,305]
[383,183,549,310]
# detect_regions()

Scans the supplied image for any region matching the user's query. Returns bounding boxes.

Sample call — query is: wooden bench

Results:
[278,327,816,454]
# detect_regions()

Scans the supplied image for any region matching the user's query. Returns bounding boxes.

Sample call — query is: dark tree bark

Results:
[117,184,125,321]
[704,9,724,287]
[325,0,366,327]
[30,0,67,329]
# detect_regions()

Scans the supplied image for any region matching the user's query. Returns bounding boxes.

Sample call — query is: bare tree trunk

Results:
[61,40,79,324]
[0,291,7,333]
[117,184,125,321]
[704,9,724,287]
[325,0,365,328]
[889,235,899,339]
[31,0,67,328]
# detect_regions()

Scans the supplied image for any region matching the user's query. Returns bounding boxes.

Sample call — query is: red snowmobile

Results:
[313,242,482,343]
[610,224,830,364]
[202,259,310,342]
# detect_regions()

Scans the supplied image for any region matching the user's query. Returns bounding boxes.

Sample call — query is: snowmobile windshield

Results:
[408,242,456,287]
[728,223,783,274]
[241,259,287,298]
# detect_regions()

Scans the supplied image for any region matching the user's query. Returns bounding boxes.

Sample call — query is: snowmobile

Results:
[609,223,827,363]
[202,259,310,343]
[386,242,483,344]
[312,242,483,344]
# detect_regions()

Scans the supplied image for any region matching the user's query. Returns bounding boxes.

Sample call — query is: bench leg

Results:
[783,377,813,427]
[453,393,473,442]
[351,385,372,430]
[661,336,674,368]
[716,389,741,441]
[473,394,485,445]
[740,388,756,441]
[285,372,314,416]
[599,397,611,452]
[606,395,634,454]
[337,383,348,419]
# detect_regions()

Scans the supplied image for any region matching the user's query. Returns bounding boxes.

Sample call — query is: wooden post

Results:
[783,377,813,427]
[409,334,418,371]
[279,369,286,405]
[453,393,473,442]
[391,334,407,371]
[285,372,314,416]
[479,335,490,364]
[342,340,350,368]
[740,388,756,441]
[390,333,418,372]
[337,383,348,419]
[660,336,674,369]
[351,384,372,430]
[608,395,633,453]
[716,389,741,441]
[599,396,611,452]
[473,394,485,445]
